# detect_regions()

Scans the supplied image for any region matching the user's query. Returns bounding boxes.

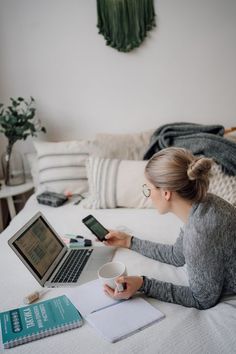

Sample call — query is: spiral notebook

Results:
[66,279,165,343]
[0,295,83,349]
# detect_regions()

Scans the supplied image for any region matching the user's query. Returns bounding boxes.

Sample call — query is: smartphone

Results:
[82,215,109,241]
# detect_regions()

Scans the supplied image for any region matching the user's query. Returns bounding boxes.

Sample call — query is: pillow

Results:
[82,156,153,209]
[33,140,91,194]
[25,152,39,187]
[209,162,236,206]
[90,130,154,160]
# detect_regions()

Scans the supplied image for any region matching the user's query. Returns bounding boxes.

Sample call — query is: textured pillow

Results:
[90,130,154,160]
[33,140,91,194]
[83,156,153,209]
[209,162,236,206]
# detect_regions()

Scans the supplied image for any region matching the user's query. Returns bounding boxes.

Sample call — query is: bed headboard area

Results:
[26,124,236,208]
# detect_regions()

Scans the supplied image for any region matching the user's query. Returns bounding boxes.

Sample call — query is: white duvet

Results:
[0,195,235,354]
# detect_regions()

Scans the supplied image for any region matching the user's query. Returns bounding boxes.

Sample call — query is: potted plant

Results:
[0,97,46,186]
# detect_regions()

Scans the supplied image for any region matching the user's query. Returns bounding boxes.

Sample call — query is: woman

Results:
[103,147,236,309]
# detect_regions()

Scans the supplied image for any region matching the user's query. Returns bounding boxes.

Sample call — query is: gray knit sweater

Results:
[131,194,236,309]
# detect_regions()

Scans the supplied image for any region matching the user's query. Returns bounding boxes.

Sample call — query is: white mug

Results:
[98,261,127,292]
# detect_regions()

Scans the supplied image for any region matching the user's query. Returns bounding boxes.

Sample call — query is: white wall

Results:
[0,0,236,161]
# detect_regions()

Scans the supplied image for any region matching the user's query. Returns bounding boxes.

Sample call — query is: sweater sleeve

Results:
[139,226,225,309]
[139,257,224,309]
[130,230,185,267]
[139,277,202,308]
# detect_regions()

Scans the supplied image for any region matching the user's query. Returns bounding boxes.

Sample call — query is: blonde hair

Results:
[145,147,213,203]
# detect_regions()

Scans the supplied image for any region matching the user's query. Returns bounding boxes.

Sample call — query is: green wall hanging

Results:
[97,0,156,52]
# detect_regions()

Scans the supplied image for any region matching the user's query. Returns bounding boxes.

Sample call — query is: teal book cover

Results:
[0,295,83,349]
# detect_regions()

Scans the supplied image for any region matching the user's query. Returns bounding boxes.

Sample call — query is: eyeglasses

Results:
[142,184,151,198]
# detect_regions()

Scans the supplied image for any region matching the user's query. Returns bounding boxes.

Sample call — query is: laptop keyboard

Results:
[51,249,93,283]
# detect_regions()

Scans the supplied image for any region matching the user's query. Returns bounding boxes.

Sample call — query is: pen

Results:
[91,300,125,314]
[64,192,85,199]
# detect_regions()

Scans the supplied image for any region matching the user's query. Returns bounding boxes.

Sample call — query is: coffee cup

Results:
[98,261,127,292]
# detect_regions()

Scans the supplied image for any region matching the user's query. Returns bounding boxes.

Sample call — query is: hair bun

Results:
[187,157,212,181]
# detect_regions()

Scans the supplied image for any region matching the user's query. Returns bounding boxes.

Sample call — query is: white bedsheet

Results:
[0,195,236,354]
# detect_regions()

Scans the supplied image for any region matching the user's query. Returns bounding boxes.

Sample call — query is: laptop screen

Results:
[12,216,64,280]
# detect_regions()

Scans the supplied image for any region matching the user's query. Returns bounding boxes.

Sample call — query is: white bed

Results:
[1,194,236,354]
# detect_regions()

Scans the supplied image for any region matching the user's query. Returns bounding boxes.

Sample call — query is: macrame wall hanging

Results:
[97,0,156,52]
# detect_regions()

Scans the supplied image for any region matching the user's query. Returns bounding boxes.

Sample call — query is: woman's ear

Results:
[161,189,172,201]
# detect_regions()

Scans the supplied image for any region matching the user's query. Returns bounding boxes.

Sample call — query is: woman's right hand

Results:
[103,230,132,249]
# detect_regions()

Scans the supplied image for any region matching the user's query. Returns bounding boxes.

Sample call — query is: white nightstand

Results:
[0,179,34,224]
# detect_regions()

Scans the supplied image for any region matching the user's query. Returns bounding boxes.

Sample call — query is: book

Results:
[65,279,165,343]
[0,295,83,349]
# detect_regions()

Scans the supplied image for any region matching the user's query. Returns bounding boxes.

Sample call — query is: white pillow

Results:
[25,152,39,187]
[33,140,91,194]
[90,130,154,160]
[83,156,153,209]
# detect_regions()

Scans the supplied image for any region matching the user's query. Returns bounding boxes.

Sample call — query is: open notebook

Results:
[65,279,165,343]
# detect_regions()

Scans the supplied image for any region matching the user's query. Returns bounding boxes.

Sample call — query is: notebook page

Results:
[86,297,165,343]
[65,279,119,317]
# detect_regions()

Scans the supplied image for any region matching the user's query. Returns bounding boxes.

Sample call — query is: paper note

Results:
[87,297,165,342]
[65,279,165,343]
[65,279,119,317]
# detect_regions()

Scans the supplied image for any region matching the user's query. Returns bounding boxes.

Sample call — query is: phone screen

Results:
[82,215,108,241]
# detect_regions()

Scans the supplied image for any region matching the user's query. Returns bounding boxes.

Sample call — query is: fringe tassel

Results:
[97,0,156,52]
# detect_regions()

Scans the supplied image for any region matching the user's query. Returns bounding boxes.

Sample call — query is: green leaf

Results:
[11,97,21,106]
[7,106,17,115]
[0,96,46,142]
[27,110,36,120]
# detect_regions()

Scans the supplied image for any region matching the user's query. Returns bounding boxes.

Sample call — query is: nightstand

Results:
[0,179,34,230]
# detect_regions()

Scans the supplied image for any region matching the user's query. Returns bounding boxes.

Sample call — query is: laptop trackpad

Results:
[77,246,115,285]
[88,246,115,270]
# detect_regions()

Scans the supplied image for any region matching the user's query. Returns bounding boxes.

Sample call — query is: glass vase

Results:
[1,144,25,186]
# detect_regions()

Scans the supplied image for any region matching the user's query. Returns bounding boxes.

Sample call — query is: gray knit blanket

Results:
[143,122,236,175]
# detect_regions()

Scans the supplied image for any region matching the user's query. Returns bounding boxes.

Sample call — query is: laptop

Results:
[8,212,115,287]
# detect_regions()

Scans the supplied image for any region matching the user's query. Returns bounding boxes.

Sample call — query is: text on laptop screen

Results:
[13,217,64,279]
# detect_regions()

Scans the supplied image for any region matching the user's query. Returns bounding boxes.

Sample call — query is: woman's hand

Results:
[104,276,143,300]
[103,230,132,249]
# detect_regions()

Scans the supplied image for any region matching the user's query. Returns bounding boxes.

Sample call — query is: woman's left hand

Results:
[104,276,143,300]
